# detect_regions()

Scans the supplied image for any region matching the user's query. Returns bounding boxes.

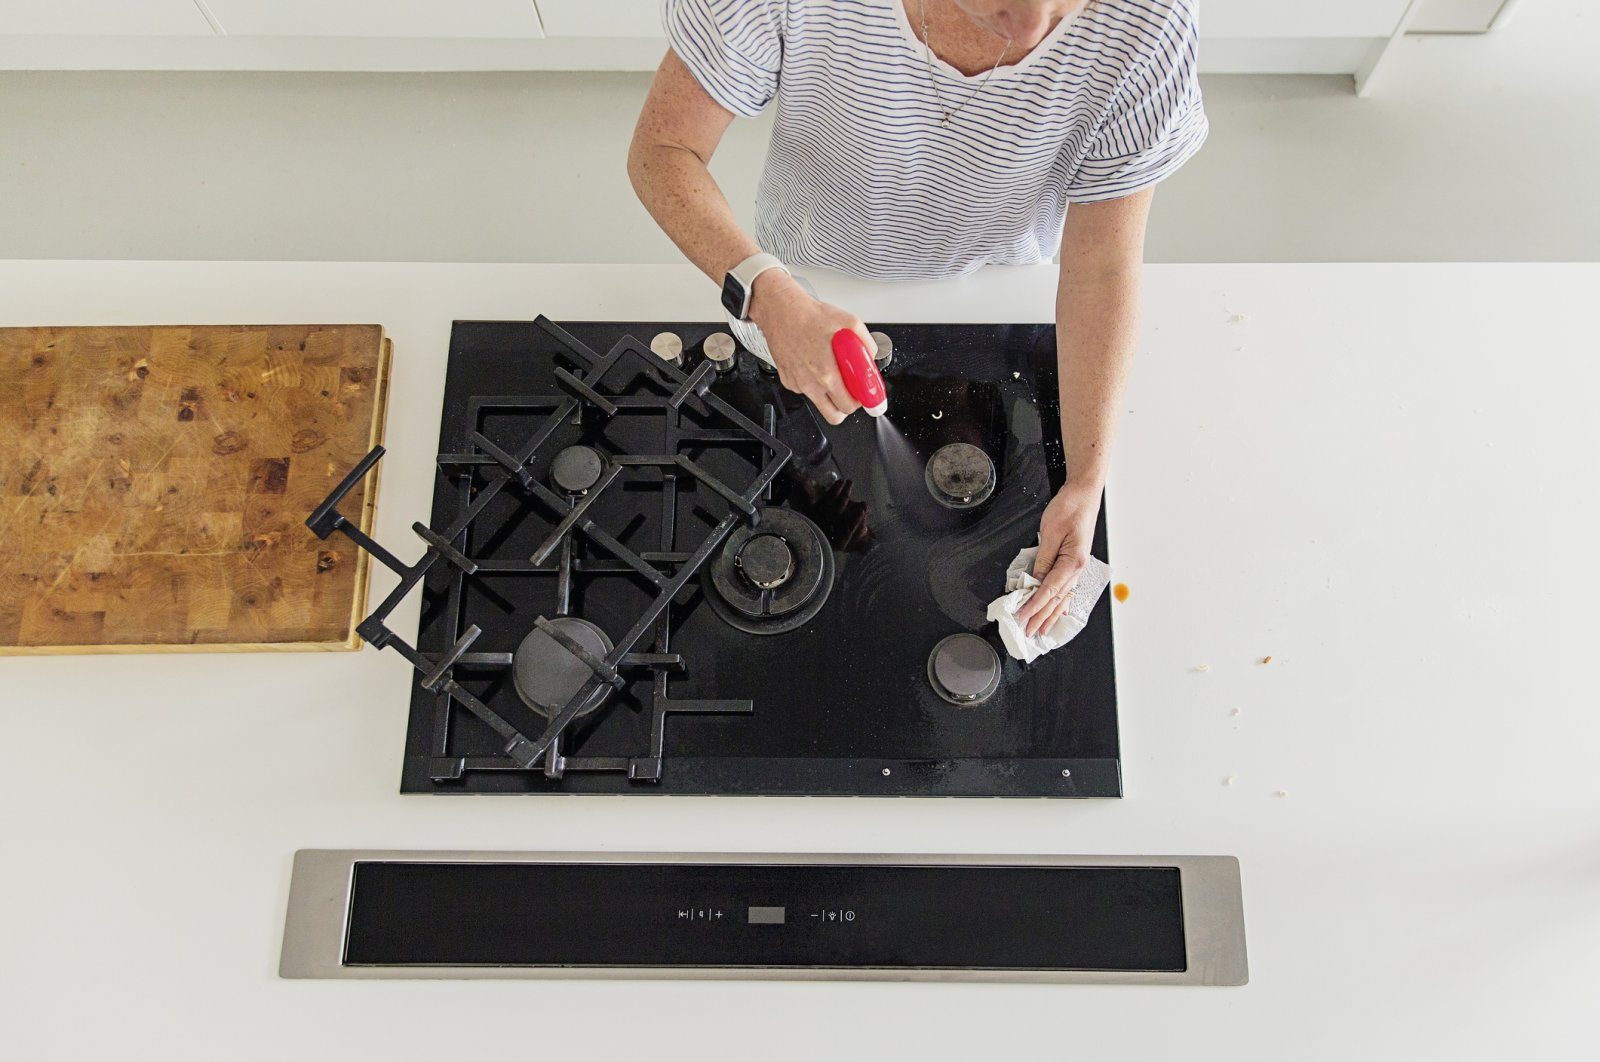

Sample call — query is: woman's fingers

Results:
[850,321,878,359]
[1018,543,1085,635]
[1022,566,1081,638]
[808,385,849,425]
[827,380,862,419]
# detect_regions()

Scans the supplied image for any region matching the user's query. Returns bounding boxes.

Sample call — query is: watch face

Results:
[721,272,746,319]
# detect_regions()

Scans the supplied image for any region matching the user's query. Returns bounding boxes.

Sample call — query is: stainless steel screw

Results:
[1061,769,1072,778]
[882,768,891,776]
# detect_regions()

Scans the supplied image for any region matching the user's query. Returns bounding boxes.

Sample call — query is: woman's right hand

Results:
[747,270,876,425]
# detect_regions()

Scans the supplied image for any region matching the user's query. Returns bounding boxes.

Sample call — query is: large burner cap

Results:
[736,532,794,590]
[704,507,834,636]
[512,617,615,719]
[926,442,996,510]
[928,633,1002,706]
[550,445,604,494]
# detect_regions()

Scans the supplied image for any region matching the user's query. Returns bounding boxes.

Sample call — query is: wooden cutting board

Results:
[0,324,391,653]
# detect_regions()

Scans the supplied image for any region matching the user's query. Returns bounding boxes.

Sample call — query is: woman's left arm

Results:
[1015,188,1153,637]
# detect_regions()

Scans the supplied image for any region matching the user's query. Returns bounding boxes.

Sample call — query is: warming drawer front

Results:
[280,851,1247,985]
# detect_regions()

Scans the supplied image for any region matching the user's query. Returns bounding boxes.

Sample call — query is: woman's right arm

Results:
[627,50,871,424]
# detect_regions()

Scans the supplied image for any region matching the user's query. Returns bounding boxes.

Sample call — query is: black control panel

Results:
[344,861,1186,971]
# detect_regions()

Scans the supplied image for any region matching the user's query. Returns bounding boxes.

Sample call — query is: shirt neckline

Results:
[888,0,1084,83]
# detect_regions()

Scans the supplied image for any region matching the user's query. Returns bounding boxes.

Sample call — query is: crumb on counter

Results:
[1194,663,1210,672]
[1224,775,1236,786]
[1261,655,1273,665]
[1274,789,1288,797]
[1230,707,1242,717]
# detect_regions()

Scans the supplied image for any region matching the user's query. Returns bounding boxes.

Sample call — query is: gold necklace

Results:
[919,0,1013,125]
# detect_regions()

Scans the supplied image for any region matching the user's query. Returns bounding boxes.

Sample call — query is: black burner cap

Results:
[512,617,614,718]
[704,507,834,636]
[928,633,1002,705]
[926,442,996,509]
[551,445,604,494]
[736,532,794,590]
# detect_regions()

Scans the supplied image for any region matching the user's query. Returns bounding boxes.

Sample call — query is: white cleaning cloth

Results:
[985,546,1112,663]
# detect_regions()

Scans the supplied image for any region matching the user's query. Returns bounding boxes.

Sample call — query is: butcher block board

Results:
[0,324,391,654]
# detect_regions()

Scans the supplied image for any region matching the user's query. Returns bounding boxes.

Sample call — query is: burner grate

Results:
[307,316,792,782]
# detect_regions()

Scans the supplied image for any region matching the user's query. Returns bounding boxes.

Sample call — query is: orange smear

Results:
[1112,583,1130,603]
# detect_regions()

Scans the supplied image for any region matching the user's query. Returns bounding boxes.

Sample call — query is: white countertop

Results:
[1,261,1594,1060]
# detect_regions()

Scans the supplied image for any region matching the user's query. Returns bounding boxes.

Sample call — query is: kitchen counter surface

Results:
[1,261,1593,1059]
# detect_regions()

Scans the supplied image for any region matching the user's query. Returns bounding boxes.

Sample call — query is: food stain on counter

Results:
[1112,582,1130,602]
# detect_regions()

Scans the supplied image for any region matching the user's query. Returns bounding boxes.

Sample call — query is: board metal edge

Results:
[341,330,392,652]
[280,849,1246,985]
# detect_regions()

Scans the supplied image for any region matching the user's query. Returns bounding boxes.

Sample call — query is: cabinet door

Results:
[532,1,1423,42]
[535,0,660,37]
[202,0,545,38]
[1409,0,1510,32]
[1204,0,1412,38]
[0,0,215,35]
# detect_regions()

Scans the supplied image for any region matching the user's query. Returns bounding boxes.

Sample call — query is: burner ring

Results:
[926,442,996,510]
[928,633,1002,706]
[550,445,605,494]
[512,617,615,719]
[704,507,834,635]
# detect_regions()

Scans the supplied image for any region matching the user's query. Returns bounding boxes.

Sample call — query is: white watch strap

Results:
[731,252,789,317]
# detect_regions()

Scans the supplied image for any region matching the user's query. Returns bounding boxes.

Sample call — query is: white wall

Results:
[0,0,1593,264]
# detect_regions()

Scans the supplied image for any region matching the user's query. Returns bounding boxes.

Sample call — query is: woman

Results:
[629,0,1206,639]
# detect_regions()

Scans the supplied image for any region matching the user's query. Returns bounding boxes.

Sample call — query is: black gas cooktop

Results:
[308,317,1119,796]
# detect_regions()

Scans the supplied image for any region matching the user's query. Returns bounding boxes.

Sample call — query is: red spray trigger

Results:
[831,329,888,418]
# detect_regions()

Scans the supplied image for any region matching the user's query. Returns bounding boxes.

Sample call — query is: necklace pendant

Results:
[941,112,951,124]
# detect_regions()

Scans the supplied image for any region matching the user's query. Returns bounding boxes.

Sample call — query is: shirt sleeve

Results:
[662,0,784,119]
[1065,0,1208,203]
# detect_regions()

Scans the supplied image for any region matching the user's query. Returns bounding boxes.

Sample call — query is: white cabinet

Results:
[0,0,214,36]
[202,0,545,38]
[535,0,659,37]
[1203,0,1412,39]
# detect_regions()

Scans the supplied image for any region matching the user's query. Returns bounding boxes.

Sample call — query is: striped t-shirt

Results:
[664,0,1208,281]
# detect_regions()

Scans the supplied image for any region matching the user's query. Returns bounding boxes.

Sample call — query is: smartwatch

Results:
[721,252,790,321]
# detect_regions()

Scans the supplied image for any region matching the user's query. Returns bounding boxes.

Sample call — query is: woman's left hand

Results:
[1015,483,1101,638]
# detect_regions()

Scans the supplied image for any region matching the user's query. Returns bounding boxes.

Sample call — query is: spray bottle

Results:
[725,275,888,418]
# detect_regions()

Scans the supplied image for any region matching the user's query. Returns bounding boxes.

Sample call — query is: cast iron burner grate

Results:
[305,316,792,783]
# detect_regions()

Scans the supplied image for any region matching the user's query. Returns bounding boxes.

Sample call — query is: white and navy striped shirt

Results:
[664,0,1208,281]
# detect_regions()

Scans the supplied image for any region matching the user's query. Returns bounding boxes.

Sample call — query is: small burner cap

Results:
[869,331,893,369]
[703,332,738,372]
[513,617,615,719]
[550,445,604,494]
[926,442,996,509]
[650,331,685,365]
[928,633,1002,706]
[736,532,794,590]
